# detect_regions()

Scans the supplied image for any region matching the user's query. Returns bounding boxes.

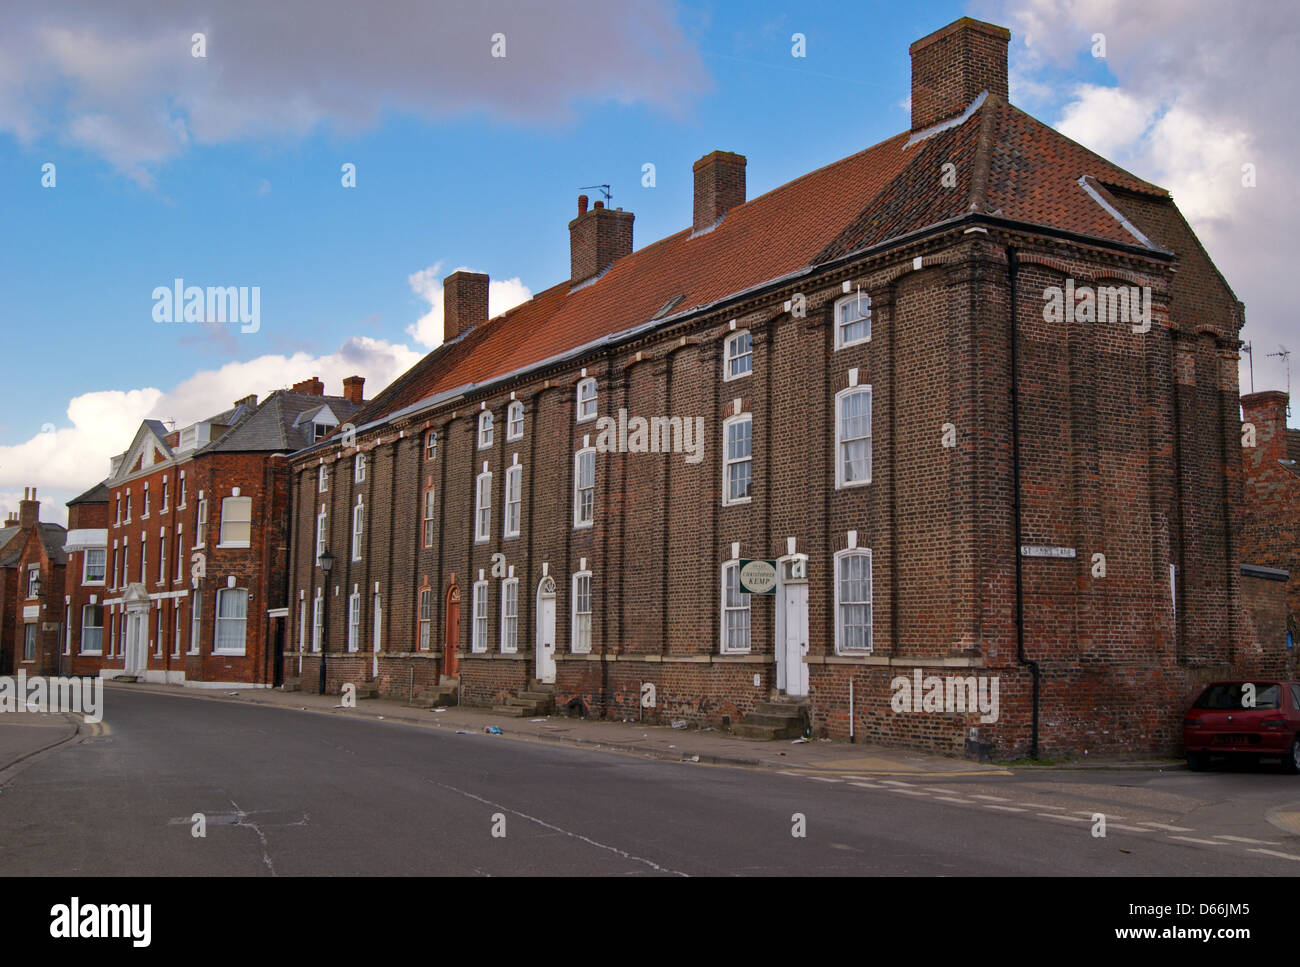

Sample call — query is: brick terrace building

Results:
[1240,390,1299,658]
[284,17,1269,757]
[93,377,365,687]
[61,482,110,676]
[0,489,68,676]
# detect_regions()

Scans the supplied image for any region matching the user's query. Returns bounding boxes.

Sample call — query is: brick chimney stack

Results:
[1242,390,1291,471]
[569,196,634,286]
[18,486,39,529]
[443,270,490,344]
[909,17,1009,131]
[693,151,746,234]
[343,375,365,405]
[292,377,325,396]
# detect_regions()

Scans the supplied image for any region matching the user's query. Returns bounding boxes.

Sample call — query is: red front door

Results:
[444,585,460,678]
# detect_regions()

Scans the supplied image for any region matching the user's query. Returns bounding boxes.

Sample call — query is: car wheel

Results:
[1186,750,1208,772]
[1284,738,1300,775]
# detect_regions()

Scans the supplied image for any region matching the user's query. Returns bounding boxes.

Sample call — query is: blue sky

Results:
[1,0,1293,521]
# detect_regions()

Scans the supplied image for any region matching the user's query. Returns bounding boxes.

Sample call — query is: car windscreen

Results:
[1193,683,1281,710]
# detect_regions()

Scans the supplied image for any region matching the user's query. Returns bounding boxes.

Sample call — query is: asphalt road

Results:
[3,687,1300,876]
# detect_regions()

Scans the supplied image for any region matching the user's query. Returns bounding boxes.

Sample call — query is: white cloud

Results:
[0,336,422,527]
[1055,83,1156,159]
[406,264,532,349]
[0,0,709,185]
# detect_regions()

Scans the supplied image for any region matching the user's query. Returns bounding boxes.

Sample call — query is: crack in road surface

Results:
[426,778,689,877]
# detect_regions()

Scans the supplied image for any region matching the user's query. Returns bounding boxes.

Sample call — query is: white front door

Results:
[372,594,381,678]
[124,613,146,675]
[783,582,809,697]
[535,578,557,684]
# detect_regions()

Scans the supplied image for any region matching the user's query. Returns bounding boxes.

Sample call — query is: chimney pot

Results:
[909,17,1009,131]
[692,151,747,234]
[291,377,325,396]
[18,485,38,529]
[577,194,588,217]
[443,270,490,343]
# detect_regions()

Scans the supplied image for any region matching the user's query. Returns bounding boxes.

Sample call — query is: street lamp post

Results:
[318,549,335,694]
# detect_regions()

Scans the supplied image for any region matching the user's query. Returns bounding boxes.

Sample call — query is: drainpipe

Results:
[1007,247,1040,760]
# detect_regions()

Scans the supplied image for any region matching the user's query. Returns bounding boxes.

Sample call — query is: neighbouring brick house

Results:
[0,489,68,676]
[61,482,110,676]
[90,377,365,687]
[283,17,1265,758]
[1240,389,1299,667]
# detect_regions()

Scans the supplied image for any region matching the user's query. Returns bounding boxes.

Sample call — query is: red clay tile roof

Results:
[352,95,1175,429]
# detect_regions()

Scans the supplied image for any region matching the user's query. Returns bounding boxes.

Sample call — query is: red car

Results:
[1183,681,1300,773]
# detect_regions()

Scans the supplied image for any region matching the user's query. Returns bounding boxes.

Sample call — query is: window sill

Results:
[835,478,871,490]
[835,336,871,351]
[212,650,247,657]
[722,370,752,382]
[215,543,251,550]
[722,497,752,507]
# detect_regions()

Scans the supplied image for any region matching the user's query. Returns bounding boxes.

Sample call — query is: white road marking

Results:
[805,776,842,783]
[1247,848,1300,861]
[1215,835,1281,845]
[1140,822,1195,832]
[1169,836,1229,846]
[1037,813,1090,822]
[934,797,974,805]
[982,804,1025,813]
[971,794,1012,802]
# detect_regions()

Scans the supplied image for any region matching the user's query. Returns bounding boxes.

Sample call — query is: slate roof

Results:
[0,522,68,567]
[69,481,111,505]
[328,91,1218,439]
[204,390,365,453]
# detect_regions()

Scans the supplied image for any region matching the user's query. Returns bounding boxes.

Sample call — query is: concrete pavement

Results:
[81,679,1180,777]
[0,710,80,780]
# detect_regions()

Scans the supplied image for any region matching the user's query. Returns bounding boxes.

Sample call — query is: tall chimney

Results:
[443,270,490,343]
[343,375,365,405]
[18,486,38,530]
[569,196,634,286]
[909,17,1009,131]
[292,377,325,396]
[692,151,746,234]
[1242,390,1291,473]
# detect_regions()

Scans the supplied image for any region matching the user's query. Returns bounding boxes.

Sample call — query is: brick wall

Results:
[286,224,1253,758]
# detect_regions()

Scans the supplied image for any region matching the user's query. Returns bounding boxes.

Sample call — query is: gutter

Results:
[1007,247,1040,761]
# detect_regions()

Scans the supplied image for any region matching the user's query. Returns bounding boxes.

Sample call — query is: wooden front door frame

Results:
[444,582,461,678]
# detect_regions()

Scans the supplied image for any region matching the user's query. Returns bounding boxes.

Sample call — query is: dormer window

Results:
[834,291,871,349]
[478,411,494,449]
[313,422,330,442]
[576,378,597,422]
